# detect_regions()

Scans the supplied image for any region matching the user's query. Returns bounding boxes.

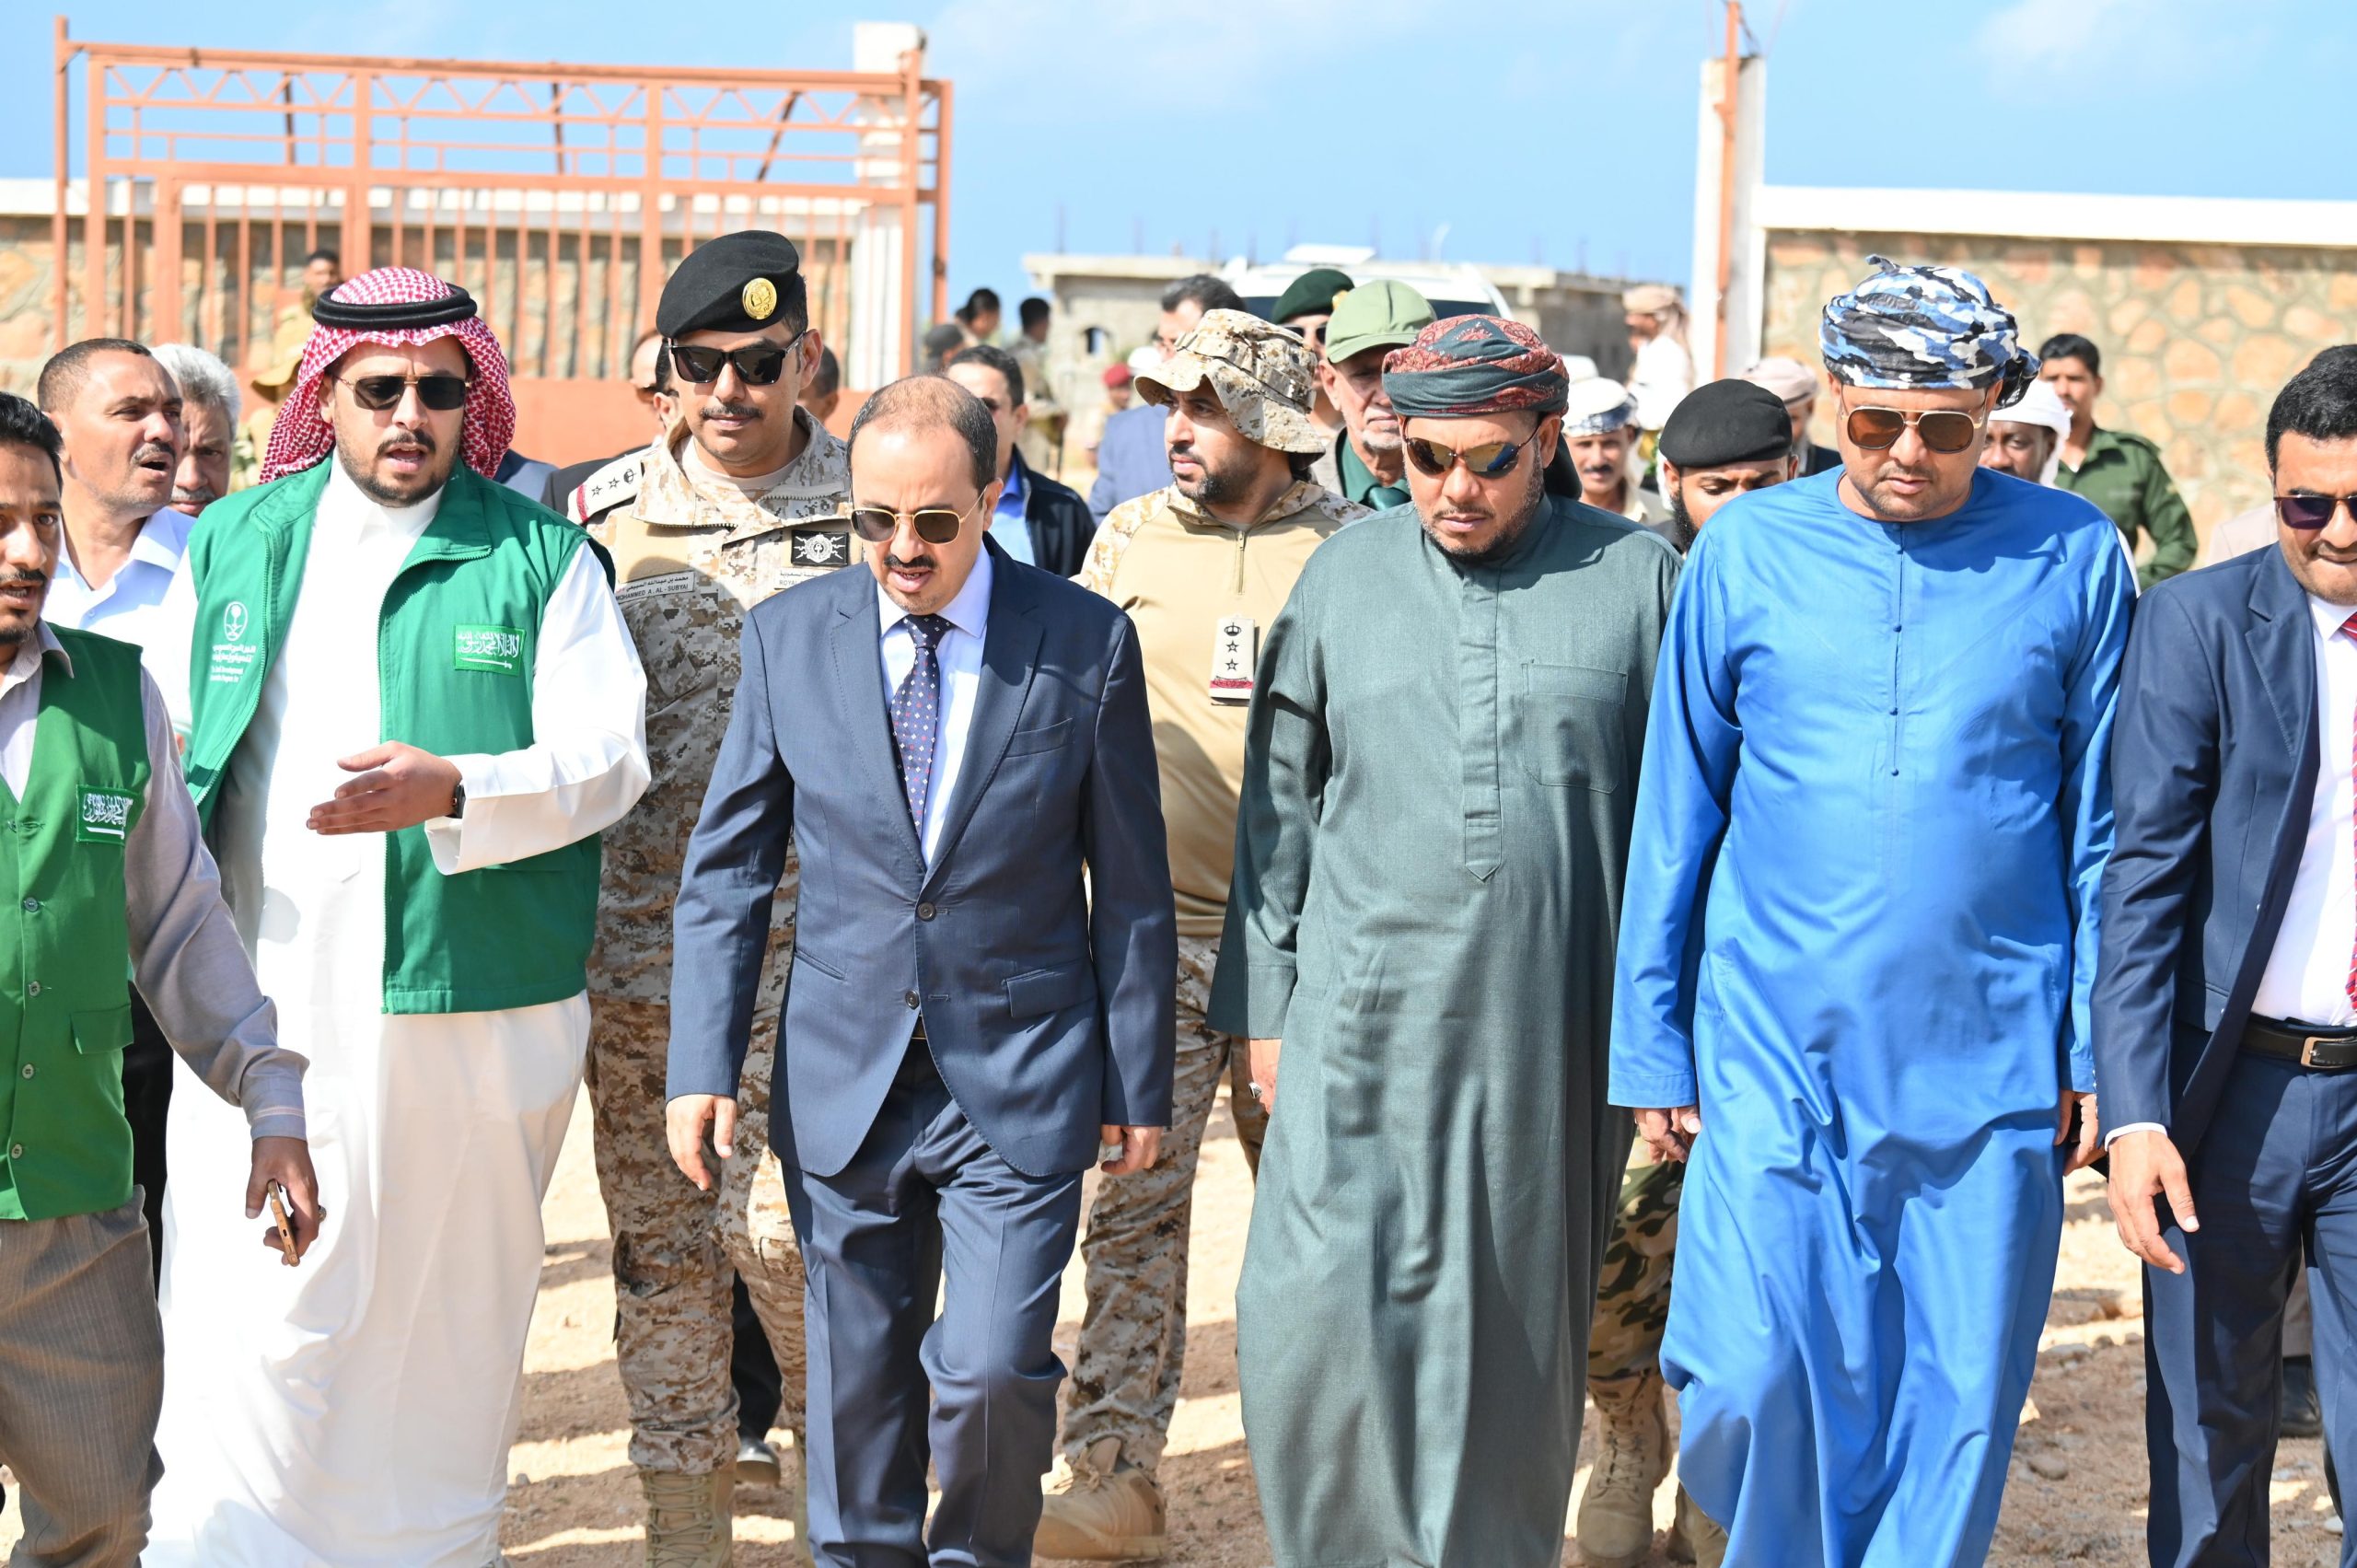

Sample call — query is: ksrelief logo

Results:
[454,624,524,675]
[223,602,250,643]
[75,787,136,843]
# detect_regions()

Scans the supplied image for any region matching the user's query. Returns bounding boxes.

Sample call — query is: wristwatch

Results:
[448,782,467,819]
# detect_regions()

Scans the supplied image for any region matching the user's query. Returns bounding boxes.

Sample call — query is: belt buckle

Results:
[2305,1036,2325,1068]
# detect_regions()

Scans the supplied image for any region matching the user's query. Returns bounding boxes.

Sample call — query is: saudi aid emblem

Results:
[208,600,259,686]
[224,602,249,643]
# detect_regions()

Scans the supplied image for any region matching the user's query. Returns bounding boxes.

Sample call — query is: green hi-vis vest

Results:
[0,629,150,1221]
[180,462,604,1016]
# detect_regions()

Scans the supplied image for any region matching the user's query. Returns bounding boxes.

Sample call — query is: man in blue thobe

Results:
[1610,258,2137,1567]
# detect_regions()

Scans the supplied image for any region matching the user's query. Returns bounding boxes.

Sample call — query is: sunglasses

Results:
[2275,494,2357,530]
[668,330,810,388]
[840,494,983,544]
[335,373,470,412]
[1844,405,1988,455]
[1403,431,1538,480]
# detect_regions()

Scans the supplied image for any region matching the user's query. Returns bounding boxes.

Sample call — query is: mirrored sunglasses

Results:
[1844,405,1986,455]
[1403,434,1531,479]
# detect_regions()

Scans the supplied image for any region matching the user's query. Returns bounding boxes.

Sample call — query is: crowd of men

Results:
[0,218,2348,1568]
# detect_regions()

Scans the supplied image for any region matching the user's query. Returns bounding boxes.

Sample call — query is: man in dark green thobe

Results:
[1210,316,1678,1567]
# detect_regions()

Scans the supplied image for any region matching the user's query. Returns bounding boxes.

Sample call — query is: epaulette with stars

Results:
[566,452,645,525]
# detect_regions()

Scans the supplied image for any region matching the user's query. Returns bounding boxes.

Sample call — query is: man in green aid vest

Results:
[141,269,649,1568]
[0,393,318,1567]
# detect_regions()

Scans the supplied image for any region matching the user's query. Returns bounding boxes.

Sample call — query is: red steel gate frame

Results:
[51,17,950,455]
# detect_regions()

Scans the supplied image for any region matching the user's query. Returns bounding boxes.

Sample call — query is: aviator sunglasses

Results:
[840,494,984,545]
[334,372,471,412]
[1402,431,1538,480]
[1844,404,1989,455]
[2275,494,2357,530]
[667,330,812,388]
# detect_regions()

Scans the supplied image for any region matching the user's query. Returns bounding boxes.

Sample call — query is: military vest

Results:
[181,462,605,1015]
[0,629,150,1220]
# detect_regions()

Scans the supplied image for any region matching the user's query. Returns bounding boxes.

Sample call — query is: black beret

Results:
[1271,267,1353,324]
[657,230,804,339]
[1656,378,1794,470]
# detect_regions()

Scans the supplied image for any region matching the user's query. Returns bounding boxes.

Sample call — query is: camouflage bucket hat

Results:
[1135,308,1326,455]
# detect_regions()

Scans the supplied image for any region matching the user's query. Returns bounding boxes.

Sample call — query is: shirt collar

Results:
[2305,591,2357,642]
[998,459,1028,512]
[0,621,70,703]
[876,543,995,643]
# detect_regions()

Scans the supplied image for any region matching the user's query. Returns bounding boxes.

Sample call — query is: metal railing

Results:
[51,19,951,457]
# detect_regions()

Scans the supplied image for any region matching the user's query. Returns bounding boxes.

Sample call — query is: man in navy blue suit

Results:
[666,374,1177,1566]
[2098,348,2357,1568]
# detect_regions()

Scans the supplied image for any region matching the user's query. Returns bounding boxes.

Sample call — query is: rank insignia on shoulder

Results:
[567,454,644,524]
[787,525,852,569]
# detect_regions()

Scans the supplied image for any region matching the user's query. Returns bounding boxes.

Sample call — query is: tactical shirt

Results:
[2057,425,2196,589]
[1079,480,1368,937]
[568,407,853,1006]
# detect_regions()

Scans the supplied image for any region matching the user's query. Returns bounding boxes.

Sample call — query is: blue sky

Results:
[6,0,2351,301]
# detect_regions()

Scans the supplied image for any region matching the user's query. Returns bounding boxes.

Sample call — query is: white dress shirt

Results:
[45,507,194,658]
[0,622,302,1136]
[876,547,993,865]
[2253,592,2357,1027]
[2113,591,2357,1148]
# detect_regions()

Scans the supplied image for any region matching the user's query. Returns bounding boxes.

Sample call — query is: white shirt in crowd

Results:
[876,544,993,866]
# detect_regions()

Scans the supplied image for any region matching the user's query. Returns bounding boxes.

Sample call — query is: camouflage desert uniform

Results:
[568,408,853,1474]
[1059,480,1364,1477]
[1588,1142,1684,1386]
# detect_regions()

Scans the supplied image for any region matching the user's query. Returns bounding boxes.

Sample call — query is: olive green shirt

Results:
[2057,425,2196,589]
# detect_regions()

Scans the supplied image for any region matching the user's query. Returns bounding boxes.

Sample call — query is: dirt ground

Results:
[0,1085,2342,1565]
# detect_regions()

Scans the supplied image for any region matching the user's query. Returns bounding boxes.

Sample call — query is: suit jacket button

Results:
[903,990,920,1008]
[917,902,936,921]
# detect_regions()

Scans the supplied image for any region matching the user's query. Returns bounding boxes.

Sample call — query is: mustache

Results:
[0,569,47,588]
[173,485,219,506]
[885,552,935,571]
[702,401,761,422]
[133,440,175,467]
[377,428,437,456]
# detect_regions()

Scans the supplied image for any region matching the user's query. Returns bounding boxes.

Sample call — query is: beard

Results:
[1176,442,1265,507]
[336,423,459,507]
[1662,486,1698,552]
[1420,459,1548,567]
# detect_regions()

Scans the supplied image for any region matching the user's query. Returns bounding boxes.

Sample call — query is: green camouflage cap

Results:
[1135,308,1326,455]
[1324,279,1437,366]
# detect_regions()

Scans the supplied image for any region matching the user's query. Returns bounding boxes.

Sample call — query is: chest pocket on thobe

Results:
[1516,662,1628,792]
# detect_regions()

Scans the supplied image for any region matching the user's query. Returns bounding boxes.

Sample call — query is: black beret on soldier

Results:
[656,230,806,338]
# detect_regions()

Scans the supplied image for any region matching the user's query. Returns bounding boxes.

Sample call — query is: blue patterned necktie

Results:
[890,613,953,834]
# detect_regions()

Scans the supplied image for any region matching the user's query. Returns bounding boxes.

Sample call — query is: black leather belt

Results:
[2245,1016,2357,1071]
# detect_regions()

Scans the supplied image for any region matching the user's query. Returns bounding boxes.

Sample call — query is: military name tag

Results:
[75,787,137,844]
[1209,615,1257,703]
[454,624,525,675]
[616,570,704,605]
[784,525,852,572]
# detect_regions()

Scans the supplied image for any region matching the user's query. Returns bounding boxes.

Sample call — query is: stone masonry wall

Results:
[1760,230,2357,540]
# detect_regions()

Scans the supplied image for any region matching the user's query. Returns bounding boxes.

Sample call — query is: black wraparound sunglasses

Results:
[668,330,811,388]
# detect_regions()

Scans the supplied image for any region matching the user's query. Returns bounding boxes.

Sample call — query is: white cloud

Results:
[1973,0,2273,89]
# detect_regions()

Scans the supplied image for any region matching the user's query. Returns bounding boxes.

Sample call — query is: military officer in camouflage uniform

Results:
[566,230,851,1567]
[1038,311,1366,1561]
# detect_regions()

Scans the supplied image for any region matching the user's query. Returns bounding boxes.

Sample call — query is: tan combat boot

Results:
[1033,1436,1168,1561]
[641,1465,733,1568]
[1575,1370,1670,1568]
[1666,1484,1727,1568]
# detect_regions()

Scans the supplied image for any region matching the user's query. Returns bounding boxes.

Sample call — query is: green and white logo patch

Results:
[75,787,137,844]
[454,624,525,675]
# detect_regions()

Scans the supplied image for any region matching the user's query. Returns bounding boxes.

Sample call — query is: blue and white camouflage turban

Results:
[1820,255,2038,408]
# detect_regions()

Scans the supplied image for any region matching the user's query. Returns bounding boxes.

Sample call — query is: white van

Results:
[1221,245,1510,324]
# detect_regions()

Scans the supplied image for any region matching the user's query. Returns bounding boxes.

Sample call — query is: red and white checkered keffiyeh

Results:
[260,267,517,484]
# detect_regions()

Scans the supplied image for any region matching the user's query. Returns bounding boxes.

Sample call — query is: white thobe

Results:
[147,460,649,1568]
